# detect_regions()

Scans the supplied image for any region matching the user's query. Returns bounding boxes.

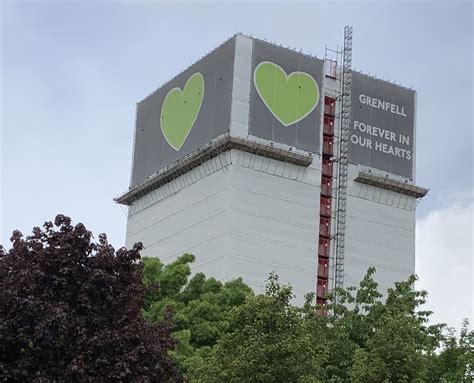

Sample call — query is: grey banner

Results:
[249,40,323,153]
[130,38,235,187]
[350,72,415,179]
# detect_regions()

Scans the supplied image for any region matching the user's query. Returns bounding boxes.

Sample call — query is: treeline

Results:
[1,216,472,382]
[143,255,472,382]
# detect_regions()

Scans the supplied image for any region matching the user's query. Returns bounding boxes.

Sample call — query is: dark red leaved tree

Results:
[0,215,182,382]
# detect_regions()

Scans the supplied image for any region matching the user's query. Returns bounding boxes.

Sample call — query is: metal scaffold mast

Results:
[335,25,353,292]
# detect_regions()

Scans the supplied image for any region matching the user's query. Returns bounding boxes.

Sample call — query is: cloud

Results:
[416,194,473,332]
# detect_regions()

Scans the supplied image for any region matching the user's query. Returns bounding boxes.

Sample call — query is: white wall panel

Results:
[343,163,416,294]
[180,233,230,281]
[125,149,321,303]
[229,188,317,230]
[344,235,414,273]
[230,35,252,138]
[125,156,232,266]
[225,161,320,303]
[136,207,229,261]
[346,213,414,254]
[228,210,316,254]
[124,153,417,304]
[344,257,411,292]
[127,188,229,242]
[126,153,231,231]
[229,163,320,206]
[225,250,317,302]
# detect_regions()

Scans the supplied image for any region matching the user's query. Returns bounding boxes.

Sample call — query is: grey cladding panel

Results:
[350,72,415,179]
[130,38,235,187]
[249,40,323,153]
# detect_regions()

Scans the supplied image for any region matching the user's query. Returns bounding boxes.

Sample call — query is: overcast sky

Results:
[1,1,472,330]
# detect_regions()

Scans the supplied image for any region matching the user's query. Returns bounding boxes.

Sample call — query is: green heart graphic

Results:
[160,72,204,151]
[254,61,319,126]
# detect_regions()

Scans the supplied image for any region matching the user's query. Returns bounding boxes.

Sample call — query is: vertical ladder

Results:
[334,26,353,293]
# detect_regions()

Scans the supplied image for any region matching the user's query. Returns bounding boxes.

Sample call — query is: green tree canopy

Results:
[176,266,472,383]
[142,255,254,376]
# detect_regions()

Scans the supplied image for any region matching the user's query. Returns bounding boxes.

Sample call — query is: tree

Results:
[188,274,327,382]
[0,215,181,382]
[429,319,474,382]
[318,268,385,382]
[142,255,254,376]
[347,275,445,382]
[189,267,465,383]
